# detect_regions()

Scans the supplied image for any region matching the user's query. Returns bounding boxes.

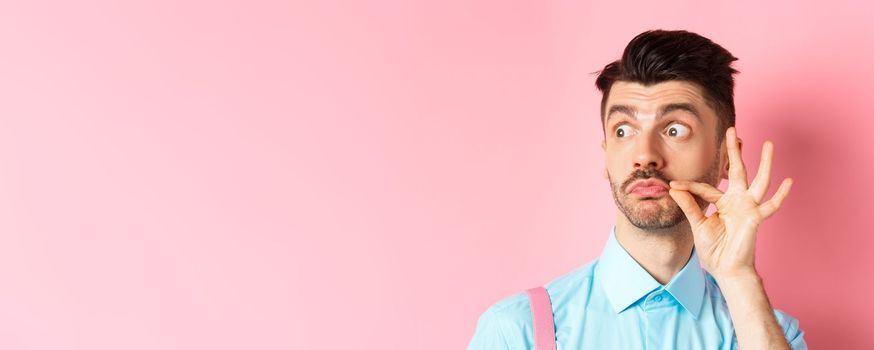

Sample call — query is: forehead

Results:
[605,80,710,117]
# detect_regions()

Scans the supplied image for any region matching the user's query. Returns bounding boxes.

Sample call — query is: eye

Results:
[615,125,633,138]
[666,123,690,138]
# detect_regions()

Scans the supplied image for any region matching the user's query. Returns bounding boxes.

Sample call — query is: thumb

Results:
[669,188,705,227]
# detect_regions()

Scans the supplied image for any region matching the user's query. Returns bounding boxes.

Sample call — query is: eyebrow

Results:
[605,103,702,124]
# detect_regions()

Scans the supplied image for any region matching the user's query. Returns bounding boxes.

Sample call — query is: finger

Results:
[759,178,793,219]
[748,140,774,203]
[726,127,748,191]
[669,189,706,227]
[670,180,723,203]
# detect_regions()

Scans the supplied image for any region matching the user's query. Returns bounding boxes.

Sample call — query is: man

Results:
[467,30,806,349]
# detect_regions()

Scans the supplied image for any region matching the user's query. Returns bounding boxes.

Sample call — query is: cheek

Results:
[604,155,627,175]
[670,149,718,177]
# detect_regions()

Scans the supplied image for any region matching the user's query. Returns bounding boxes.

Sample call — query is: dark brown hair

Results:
[595,30,739,143]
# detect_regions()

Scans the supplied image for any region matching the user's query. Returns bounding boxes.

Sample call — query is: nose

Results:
[632,132,664,170]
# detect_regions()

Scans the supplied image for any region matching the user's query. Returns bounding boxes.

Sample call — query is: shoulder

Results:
[544,259,598,308]
[467,286,533,349]
[489,259,598,320]
[772,308,800,331]
[479,290,532,328]
[772,308,807,349]
[704,275,807,350]
[468,260,598,350]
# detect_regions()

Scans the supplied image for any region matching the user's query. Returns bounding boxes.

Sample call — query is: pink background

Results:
[1,0,872,349]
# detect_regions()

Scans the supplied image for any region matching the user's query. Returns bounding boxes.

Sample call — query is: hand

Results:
[668,127,793,281]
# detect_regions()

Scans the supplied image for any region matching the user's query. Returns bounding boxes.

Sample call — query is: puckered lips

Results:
[627,179,669,197]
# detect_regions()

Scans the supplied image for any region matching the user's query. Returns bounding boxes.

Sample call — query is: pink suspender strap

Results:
[525,286,557,350]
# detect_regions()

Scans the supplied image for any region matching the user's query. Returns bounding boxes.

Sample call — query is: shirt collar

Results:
[596,225,706,319]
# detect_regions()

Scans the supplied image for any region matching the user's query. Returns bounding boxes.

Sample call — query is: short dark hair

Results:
[595,30,739,143]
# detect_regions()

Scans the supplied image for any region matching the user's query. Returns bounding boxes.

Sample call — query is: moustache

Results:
[622,168,673,192]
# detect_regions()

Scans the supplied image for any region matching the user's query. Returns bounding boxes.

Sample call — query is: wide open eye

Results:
[616,125,633,138]
[666,123,690,138]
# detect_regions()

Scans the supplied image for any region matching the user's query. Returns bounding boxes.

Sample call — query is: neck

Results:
[614,213,694,285]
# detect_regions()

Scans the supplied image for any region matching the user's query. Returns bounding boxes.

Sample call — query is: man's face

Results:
[601,81,727,230]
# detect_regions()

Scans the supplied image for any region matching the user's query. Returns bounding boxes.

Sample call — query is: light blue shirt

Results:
[468,226,807,349]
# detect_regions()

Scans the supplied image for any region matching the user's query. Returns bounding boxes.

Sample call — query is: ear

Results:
[720,135,743,180]
[601,139,608,179]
